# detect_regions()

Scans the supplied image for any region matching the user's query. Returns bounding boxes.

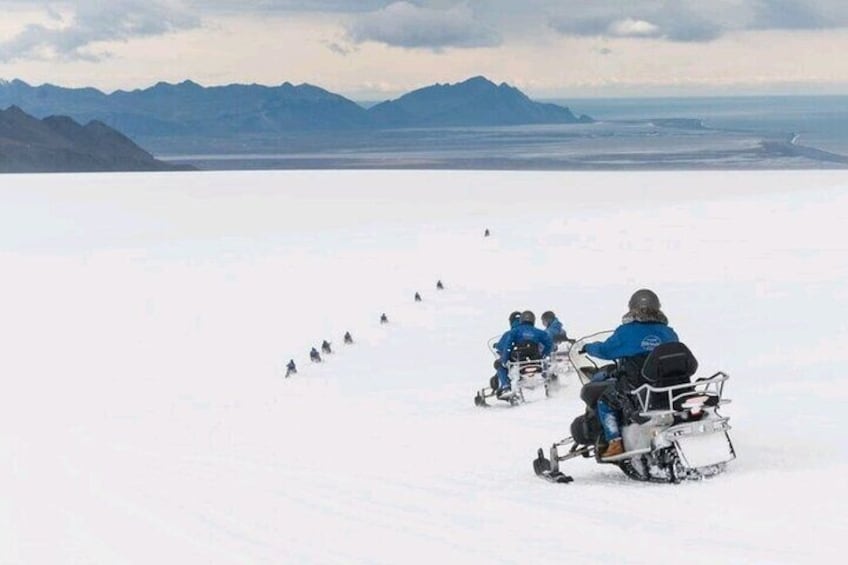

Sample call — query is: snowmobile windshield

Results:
[569,331,614,384]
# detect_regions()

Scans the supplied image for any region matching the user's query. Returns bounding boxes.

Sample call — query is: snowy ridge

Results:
[1,170,847,563]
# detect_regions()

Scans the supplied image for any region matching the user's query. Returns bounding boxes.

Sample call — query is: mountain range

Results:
[0,76,592,142]
[0,105,188,172]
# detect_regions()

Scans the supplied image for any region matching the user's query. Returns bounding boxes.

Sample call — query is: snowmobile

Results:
[548,338,577,381]
[474,336,562,407]
[533,332,736,483]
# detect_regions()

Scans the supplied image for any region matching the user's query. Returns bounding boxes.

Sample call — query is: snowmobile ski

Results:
[533,448,574,483]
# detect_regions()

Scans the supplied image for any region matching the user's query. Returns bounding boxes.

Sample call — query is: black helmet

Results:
[628,289,661,313]
[509,311,521,325]
[625,288,667,323]
[519,310,535,325]
[541,311,555,327]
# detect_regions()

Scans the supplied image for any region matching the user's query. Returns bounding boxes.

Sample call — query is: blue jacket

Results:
[584,322,678,361]
[546,317,567,340]
[494,318,521,355]
[500,322,554,364]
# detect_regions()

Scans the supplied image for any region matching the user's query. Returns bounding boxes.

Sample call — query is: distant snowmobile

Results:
[436,280,444,290]
[533,332,736,484]
[309,347,322,363]
[484,229,490,237]
[414,292,422,302]
[474,335,566,407]
[285,359,297,378]
[321,340,332,355]
[344,331,354,345]
[380,313,389,324]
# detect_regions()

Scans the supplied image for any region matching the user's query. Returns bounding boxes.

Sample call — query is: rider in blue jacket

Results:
[581,289,678,458]
[492,311,521,390]
[541,310,568,344]
[498,310,553,396]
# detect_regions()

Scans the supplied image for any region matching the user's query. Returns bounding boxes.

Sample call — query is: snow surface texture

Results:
[1,170,846,564]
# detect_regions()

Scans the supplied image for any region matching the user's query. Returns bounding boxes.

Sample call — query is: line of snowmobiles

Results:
[475,331,737,484]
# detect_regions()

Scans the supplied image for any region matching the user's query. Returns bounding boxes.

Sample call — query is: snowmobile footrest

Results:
[600,447,651,463]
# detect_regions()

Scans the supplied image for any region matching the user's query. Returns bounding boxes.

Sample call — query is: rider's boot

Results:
[600,438,624,459]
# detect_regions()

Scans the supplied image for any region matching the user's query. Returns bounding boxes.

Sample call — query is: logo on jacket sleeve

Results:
[641,335,662,351]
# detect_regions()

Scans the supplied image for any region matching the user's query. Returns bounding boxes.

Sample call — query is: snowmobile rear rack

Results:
[631,371,731,417]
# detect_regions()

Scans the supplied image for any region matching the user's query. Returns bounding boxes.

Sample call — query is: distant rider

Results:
[310,347,322,363]
[344,331,354,345]
[497,310,553,398]
[285,359,297,378]
[321,340,332,355]
[579,289,679,458]
[541,311,569,344]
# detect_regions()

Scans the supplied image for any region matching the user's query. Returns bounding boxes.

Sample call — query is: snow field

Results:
[1,170,847,563]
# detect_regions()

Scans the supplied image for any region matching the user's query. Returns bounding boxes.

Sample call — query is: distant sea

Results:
[560,95,848,156]
[160,95,848,170]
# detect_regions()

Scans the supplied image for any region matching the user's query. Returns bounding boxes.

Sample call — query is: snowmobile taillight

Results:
[681,395,710,410]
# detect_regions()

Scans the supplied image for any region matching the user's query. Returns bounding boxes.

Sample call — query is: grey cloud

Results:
[177,0,395,14]
[347,1,501,49]
[0,1,200,62]
[549,1,724,43]
[749,0,848,30]
[322,40,357,56]
[4,0,848,59]
[547,0,848,42]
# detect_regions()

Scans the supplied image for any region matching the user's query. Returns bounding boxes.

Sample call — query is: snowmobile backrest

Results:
[510,341,542,362]
[640,342,698,387]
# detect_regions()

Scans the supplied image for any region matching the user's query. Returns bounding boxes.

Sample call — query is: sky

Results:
[2,0,848,99]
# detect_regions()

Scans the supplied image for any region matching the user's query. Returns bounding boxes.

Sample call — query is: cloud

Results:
[750,0,848,30]
[346,1,501,50]
[549,2,723,43]
[547,0,848,42]
[322,40,357,56]
[608,18,660,38]
[206,0,393,12]
[0,0,200,62]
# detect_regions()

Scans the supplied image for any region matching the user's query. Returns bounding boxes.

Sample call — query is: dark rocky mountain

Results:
[0,77,591,140]
[0,105,188,172]
[368,76,593,127]
[0,79,371,139]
